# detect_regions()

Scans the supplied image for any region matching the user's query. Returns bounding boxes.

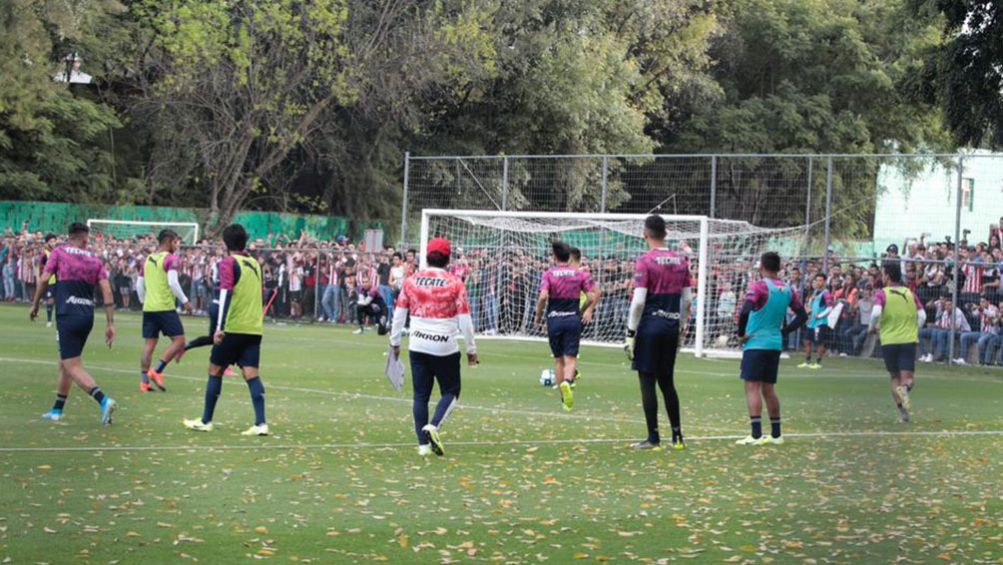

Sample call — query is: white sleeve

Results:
[458,313,477,354]
[136,276,146,303]
[389,307,408,347]
[627,287,647,332]
[917,307,926,327]
[869,304,882,330]
[216,289,229,331]
[167,270,189,304]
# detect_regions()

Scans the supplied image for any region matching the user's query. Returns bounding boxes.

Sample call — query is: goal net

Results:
[420,209,808,357]
[87,219,200,245]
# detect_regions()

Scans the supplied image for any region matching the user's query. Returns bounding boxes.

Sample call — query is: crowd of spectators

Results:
[3,217,1002,366]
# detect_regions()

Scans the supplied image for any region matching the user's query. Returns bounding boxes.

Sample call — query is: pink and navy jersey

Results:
[43,244,108,317]
[633,249,691,319]
[540,264,595,316]
[746,278,804,312]
[397,268,471,356]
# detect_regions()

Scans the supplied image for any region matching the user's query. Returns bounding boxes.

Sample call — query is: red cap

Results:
[427,237,451,257]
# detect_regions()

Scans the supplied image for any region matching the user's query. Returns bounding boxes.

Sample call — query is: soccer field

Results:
[0,305,1000,563]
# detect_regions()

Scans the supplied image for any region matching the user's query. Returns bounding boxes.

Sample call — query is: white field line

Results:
[0,356,740,433]
[1,430,1001,453]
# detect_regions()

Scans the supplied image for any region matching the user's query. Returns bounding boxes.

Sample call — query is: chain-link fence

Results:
[403,152,1003,367]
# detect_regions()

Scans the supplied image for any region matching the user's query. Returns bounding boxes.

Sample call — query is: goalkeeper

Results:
[356,286,390,335]
[624,215,692,451]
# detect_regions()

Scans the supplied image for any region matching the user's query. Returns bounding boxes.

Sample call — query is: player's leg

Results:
[185,304,217,351]
[634,372,662,449]
[762,383,782,442]
[62,356,117,425]
[148,313,185,389]
[410,352,435,453]
[814,329,827,367]
[799,336,812,368]
[426,352,461,456]
[42,364,73,421]
[237,337,267,436]
[655,330,683,448]
[737,350,766,445]
[45,291,54,326]
[184,335,234,432]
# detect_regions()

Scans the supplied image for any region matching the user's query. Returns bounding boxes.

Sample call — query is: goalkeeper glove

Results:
[624,329,636,361]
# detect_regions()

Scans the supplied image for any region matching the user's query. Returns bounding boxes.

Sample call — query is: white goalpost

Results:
[86,219,200,245]
[420,209,808,358]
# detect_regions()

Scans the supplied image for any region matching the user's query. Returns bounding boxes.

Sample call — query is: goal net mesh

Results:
[423,211,807,354]
[87,220,200,245]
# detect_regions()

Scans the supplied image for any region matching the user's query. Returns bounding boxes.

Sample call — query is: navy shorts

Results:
[740,349,782,384]
[142,311,185,339]
[547,315,582,357]
[631,317,679,374]
[210,333,262,368]
[882,343,917,374]
[56,315,94,360]
[807,326,828,345]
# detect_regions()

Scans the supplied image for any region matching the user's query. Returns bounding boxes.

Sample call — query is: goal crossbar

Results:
[87,219,200,244]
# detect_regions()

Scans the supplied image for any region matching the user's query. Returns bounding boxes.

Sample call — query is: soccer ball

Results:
[715,334,730,348]
[539,369,554,387]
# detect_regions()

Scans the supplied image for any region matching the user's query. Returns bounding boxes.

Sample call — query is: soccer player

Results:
[32,223,118,424]
[137,230,192,392]
[184,224,269,436]
[735,252,807,445]
[800,274,832,369]
[40,233,58,327]
[533,242,600,411]
[389,238,478,457]
[624,215,691,450]
[869,262,926,423]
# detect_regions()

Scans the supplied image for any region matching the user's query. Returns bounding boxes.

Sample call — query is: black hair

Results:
[644,215,666,240]
[68,222,89,237]
[158,229,179,244]
[760,251,781,273]
[44,233,58,243]
[882,261,903,283]
[569,247,582,262]
[222,224,249,251]
[814,273,826,282]
[552,241,571,262]
[427,251,450,268]
[392,252,402,261]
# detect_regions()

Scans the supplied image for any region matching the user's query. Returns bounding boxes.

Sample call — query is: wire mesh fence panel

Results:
[606,156,713,217]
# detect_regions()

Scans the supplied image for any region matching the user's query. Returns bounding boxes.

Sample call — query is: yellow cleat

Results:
[559,381,574,412]
[241,424,269,436]
[797,362,811,369]
[896,385,911,412]
[735,435,766,446]
[760,435,785,445]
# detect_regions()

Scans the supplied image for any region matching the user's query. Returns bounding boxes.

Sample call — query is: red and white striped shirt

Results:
[963,263,984,294]
[390,267,476,356]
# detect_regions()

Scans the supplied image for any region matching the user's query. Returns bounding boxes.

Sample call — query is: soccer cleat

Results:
[735,435,766,446]
[417,444,433,457]
[41,409,63,421]
[631,440,662,450]
[147,369,166,391]
[224,367,238,377]
[797,362,811,368]
[46,321,52,328]
[897,406,911,423]
[672,436,686,451]
[352,328,364,335]
[761,435,785,445]
[99,398,117,425]
[183,418,214,432]
[571,369,581,388]
[953,358,966,365]
[559,381,574,412]
[809,362,822,370]
[241,423,269,436]
[422,424,444,456]
[896,385,911,412]
[139,382,152,393]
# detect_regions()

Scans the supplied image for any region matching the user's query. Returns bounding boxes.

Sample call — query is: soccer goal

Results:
[420,209,808,357]
[86,219,200,245]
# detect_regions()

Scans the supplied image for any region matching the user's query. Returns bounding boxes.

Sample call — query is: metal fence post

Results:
[600,155,609,213]
[314,250,322,320]
[822,156,833,272]
[399,151,410,248]
[805,156,813,226]
[501,156,509,211]
[949,155,964,364]
[709,155,717,219]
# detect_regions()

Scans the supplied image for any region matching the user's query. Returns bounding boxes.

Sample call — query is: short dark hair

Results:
[44,233,58,243]
[427,251,449,268]
[68,222,89,237]
[392,252,402,261]
[158,229,179,244]
[814,273,826,282]
[569,247,582,262]
[882,261,902,283]
[760,252,781,273]
[644,215,666,240]
[552,241,571,262]
[222,224,249,251]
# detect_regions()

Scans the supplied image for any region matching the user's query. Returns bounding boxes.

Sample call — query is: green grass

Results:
[0,304,1000,564]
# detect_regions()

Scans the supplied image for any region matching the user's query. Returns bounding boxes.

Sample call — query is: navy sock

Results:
[140,370,150,385]
[53,394,67,411]
[155,359,168,373]
[770,417,781,438]
[46,303,53,322]
[202,376,223,424]
[672,426,683,443]
[246,377,266,425]
[750,416,762,439]
[89,387,105,405]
